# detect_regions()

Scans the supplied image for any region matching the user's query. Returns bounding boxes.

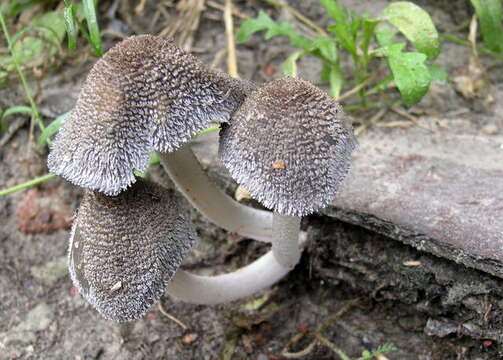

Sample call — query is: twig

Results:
[224,0,238,77]
[315,334,351,360]
[207,1,249,19]
[159,0,206,51]
[134,0,147,14]
[354,107,388,136]
[282,339,318,359]
[390,105,433,133]
[258,0,327,37]
[211,48,228,68]
[281,299,360,359]
[335,77,375,103]
[158,303,188,330]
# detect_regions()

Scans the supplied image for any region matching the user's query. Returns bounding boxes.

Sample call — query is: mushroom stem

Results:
[166,250,289,304]
[272,214,301,269]
[158,145,273,242]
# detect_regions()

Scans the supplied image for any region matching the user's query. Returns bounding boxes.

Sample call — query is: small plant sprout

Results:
[48,34,273,242]
[219,77,357,269]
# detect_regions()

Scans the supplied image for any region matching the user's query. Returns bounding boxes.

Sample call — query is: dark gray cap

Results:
[68,178,197,322]
[48,35,252,195]
[219,77,357,216]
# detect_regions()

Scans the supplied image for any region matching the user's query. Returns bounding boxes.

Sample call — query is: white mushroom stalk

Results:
[166,250,289,304]
[158,145,273,242]
[219,78,357,269]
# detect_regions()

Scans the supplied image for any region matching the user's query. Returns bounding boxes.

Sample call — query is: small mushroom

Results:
[219,77,357,268]
[49,35,273,242]
[71,177,291,318]
[69,178,197,322]
[48,35,250,196]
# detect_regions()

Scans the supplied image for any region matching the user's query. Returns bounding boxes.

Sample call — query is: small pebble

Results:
[481,123,498,135]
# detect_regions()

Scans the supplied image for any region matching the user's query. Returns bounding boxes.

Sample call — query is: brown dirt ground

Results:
[1,1,502,359]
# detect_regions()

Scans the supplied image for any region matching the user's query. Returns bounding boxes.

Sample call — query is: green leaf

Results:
[320,63,331,83]
[281,50,306,77]
[83,0,103,56]
[319,0,347,24]
[1,105,33,133]
[470,0,503,52]
[1,11,66,72]
[328,23,357,56]
[428,65,448,83]
[37,111,70,147]
[385,43,431,106]
[236,11,311,49]
[375,22,397,47]
[64,3,78,51]
[2,105,32,118]
[380,1,440,60]
[329,65,343,98]
[311,37,338,63]
[361,18,379,55]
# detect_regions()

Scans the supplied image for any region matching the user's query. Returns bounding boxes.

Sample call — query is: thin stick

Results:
[207,1,249,19]
[315,334,351,360]
[335,77,374,103]
[158,303,188,330]
[282,340,318,359]
[224,0,239,78]
[390,105,433,133]
[354,107,388,136]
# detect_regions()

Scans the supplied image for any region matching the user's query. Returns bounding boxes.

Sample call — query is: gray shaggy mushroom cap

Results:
[68,178,197,322]
[48,35,251,195]
[219,77,357,217]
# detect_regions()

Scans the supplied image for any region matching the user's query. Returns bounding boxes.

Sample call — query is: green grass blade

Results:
[37,111,70,147]
[0,174,56,197]
[64,3,77,51]
[83,0,103,56]
[2,105,32,118]
[470,0,503,52]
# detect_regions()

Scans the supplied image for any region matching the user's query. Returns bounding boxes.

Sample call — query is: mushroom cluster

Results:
[49,35,357,322]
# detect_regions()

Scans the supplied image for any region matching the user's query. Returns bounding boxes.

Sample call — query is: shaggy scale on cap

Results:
[219,77,357,217]
[48,35,251,195]
[68,178,197,322]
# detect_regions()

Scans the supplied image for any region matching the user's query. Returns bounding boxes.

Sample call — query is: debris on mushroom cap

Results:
[68,178,197,322]
[48,34,253,195]
[219,77,358,217]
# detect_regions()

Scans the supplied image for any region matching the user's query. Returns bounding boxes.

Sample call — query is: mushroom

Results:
[219,77,357,269]
[69,178,196,322]
[48,34,273,242]
[71,177,290,320]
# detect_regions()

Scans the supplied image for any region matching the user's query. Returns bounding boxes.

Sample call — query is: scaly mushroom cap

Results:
[48,35,252,195]
[219,78,357,216]
[68,178,197,322]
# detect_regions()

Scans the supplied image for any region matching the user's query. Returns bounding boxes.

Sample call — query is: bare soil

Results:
[1,1,502,359]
